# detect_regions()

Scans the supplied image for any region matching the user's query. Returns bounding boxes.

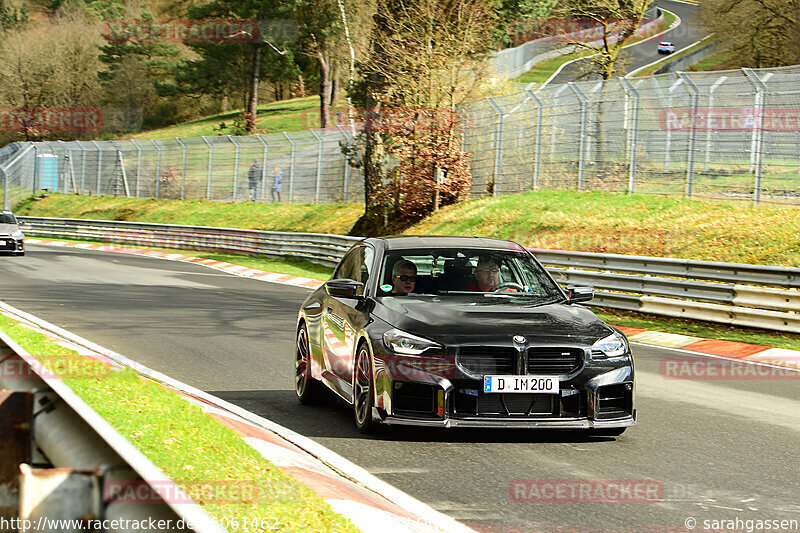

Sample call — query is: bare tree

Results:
[701,0,800,67]
[555,0,653,80]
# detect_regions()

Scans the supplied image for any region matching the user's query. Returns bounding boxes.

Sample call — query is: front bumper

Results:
[378,413,636,429]
[0,237,24,254]
[372,350,635,429]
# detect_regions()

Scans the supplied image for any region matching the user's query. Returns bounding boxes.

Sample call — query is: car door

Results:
[323,245,375,399]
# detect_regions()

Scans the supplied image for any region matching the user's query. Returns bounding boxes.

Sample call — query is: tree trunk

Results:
[329,64,338,107]
[247,45,262,133]
[318,52,331,129]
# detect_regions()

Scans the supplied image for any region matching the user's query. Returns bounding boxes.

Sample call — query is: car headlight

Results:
[592,332,629,358]
[11,230,23,239]
[382,328,441,356]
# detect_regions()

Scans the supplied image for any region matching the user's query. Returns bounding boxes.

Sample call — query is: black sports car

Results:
[295,236,635,434]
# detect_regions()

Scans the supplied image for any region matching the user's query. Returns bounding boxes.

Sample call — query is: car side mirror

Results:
[325,278,364,299]
[17,220,24,225]
[567,285,594,303]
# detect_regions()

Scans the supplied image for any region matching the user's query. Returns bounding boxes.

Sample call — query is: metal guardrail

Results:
[0,328,227,533]
[19,217,800,334]
[19,216,361,268]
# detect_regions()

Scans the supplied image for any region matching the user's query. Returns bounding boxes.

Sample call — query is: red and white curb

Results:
[26,239,325,290]
[0,301,473,533]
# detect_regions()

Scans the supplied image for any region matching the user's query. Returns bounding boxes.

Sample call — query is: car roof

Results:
[659,41,672,45]
[367,235,527,252]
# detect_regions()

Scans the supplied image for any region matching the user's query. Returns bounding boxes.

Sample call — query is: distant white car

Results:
[657,41,675,54]
[0,210,24,256]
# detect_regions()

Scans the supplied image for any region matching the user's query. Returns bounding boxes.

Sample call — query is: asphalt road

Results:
[2,245,799,532]
[549,0,705,85]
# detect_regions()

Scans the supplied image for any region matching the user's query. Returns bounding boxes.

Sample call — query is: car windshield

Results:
[0,213,16,224]
[378,248,564,303]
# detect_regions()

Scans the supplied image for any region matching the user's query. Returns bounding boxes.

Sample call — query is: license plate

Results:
[483,375,559,394]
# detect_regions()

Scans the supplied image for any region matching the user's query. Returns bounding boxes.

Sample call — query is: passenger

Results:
[391,260,417,295]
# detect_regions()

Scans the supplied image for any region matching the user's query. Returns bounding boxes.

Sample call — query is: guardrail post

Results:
[568,83,588,191]
[130,139,143,197]
[256,134,269,201]
[524,89,543,190]
[742,68,771,205]
[665,77,683,172]
[336,125,353,201]
[175,137,187,200]
[283,132,296,203]
[91,141,102,195]
[705,76,727,172]
[227,135,241,202]
[152,139,162,199]
[309,129,324,203]
[485,97,503,196]
[620,78,640,193]
[201,136,213,200]
[678,73,699,198]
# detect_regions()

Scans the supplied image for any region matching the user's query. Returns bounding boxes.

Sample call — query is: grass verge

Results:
[0,313,357,532]
[126,97,320,140]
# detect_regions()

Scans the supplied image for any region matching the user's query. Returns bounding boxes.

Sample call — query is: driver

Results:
[391,260,417,295]
[463,255,501,292]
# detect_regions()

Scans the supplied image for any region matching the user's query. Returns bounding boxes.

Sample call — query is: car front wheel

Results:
[353,345,376,433]
[295,324,323,405]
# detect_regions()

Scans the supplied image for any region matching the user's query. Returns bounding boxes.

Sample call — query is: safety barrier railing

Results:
[0,328,226,533]
[19,217,800,333]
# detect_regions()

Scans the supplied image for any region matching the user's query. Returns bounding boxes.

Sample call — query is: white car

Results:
[657,41,675,54]
[0,210,25,256]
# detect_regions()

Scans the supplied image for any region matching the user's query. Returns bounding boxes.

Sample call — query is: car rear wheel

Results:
[295,324,323,405]
[353,345,376,433]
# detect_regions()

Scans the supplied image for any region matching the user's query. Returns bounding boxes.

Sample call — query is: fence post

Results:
[152,139,162,199]
[256,134,269,201]
[486,97,503,196]
[742,68,769,205]
[705,76,727,172]
[130,139,143,197]
[201,136,213,200]
[175,137,187,200]
[524,89,543,190]
[1,166,7,209]
[309,129,324,203]
[80,142,88,193]
[336,125,352,201]
[91,141,102,195]
[620,78,640,194]
[568,82,588,191]
[283,132,296,203]
[227,135,240,202]
[550,84,569,161]
[678,73,699,198]
[665,77,683,172]
[109,140,131,197]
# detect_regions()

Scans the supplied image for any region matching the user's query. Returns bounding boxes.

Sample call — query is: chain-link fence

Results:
[0,127,363,209]
[3,66,800,210]
[463,65,800,204]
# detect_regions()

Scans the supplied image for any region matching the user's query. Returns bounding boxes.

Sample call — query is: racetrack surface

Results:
[548,0,705,85]
[2,245,798,532]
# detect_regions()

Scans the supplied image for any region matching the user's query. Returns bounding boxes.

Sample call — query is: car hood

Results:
[0,223,21,236]
[374,295,613,346]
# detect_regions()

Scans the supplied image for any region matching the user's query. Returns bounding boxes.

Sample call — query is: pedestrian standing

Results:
[247,159,262,202]
[271,166,283,202]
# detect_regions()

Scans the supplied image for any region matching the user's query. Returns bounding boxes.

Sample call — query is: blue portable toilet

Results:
[37,154,58,192]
